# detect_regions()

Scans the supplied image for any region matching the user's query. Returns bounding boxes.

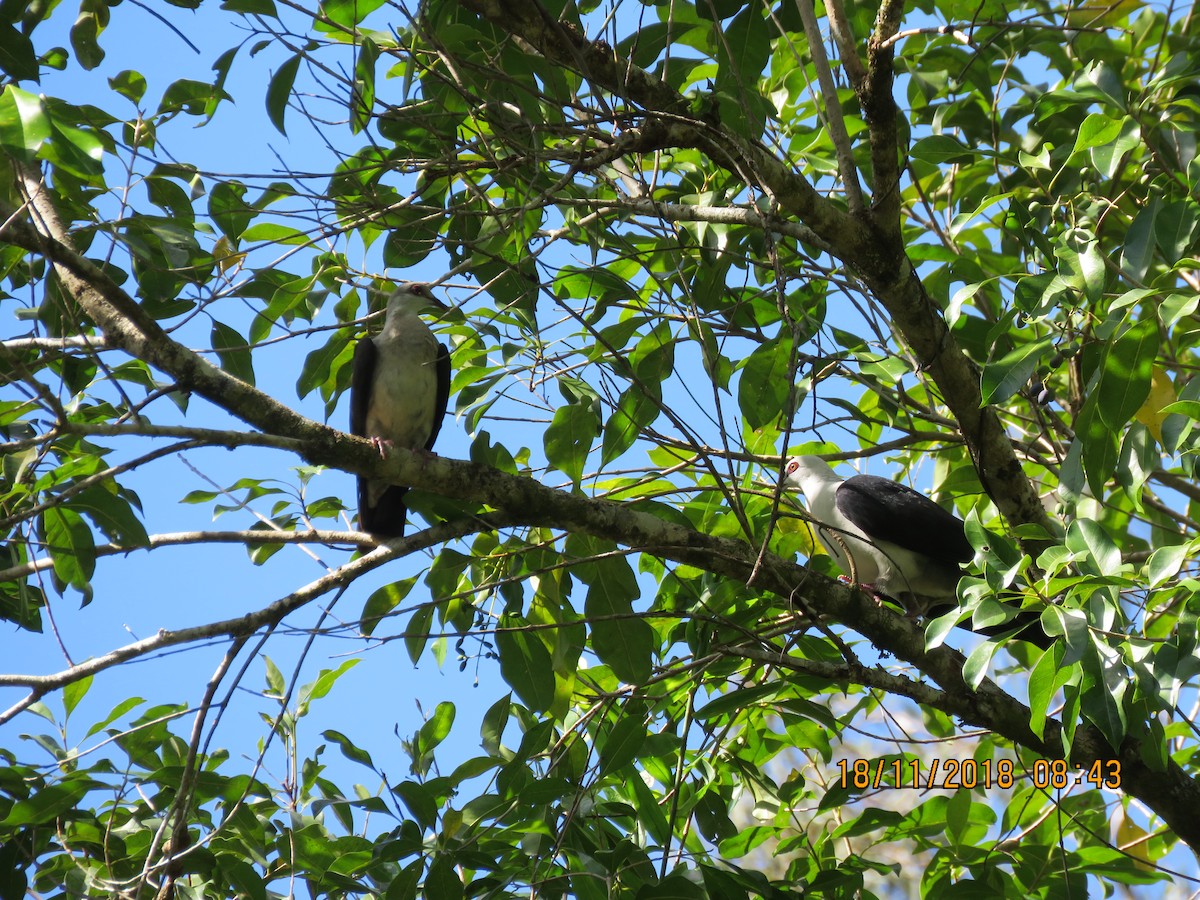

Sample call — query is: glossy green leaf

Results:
[62,674,92,719]
[601,385,659,466]
[1096,317,1157,430]
[1121,201,1157,282]
[0,22,37,80]
[910,134,976,164]
[1066,519,1121,578]
[495,613,554,712]
[597,707,647,777]
[158,78,229,118]
[738,334,794,430]
[584,557,653,685]
[266,54,301,134]
[1071,112,1123,155]
[209,180,254,241]
[41,506,95,595]
[350,35,377,134]
[0,85,48,153]
[323,729,376,769]
[316,0,387,30]
[415,701,455,756]
[392,780,437,830]
[405,602,434,667]
[544,402,599,488]
[69,0,107,69]
[221,0,277,14]
[359,577,416,637]
[0,779,101,827]
[211,321,256,385]
[109,69,147,103]
[980,336,1053,405]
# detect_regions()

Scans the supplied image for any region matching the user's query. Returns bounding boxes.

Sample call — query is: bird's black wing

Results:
[839,475,1053,649]
[426,342,451,451]
[350,337,375,439]
[350,336,407,537]
[836,474,973,567]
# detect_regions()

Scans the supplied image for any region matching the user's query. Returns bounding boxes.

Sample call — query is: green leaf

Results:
[0,22,37,81]
[405,602,435,665]
[738,334,794,430]
[1027,646,1059,740]
[962,638,1000,690]
[360,578,416,638]
[263,656,286,697]
[1147,544,1189,589]
[316,0,387,30]
[1080,647,1127,748]
[299,659,359,709]
[392,780,437,830]
[350,35,377,134]
[218,858,267,900]
[584,558,653,685]
[0,85,49,153]
[598,706,647,777]
[1121,201,1158,282]
[1074,396,1118,498]
[381,205,439,268]
[44,118,104,181]
[601,385,658,465]
[1071,111,1123,156]
[480,693,511,758]
[1154,200,1200,263]
[209,180,254,241]
[1066,519,1121,577]
[158,78,229,118]
[495,613,555,711]
[416,701,455,757]
[323,729,376,769]
[211,321,256,385]
[544,402,599,487]
[1090,116,1140,178]
[70,0,107,70]
[109,70,147,104]
[267,54,301,135]
[83,696,145,739]
[68,485,149,547]
[980,336,1053,405]
[297,329,350,400]
[424,854,464,900]
[222,0,277,13]
[0,779,100,827]
[910,134,976,164]
[62,674,92,719]
[1096,317,1157,430]
[41,506,95,595]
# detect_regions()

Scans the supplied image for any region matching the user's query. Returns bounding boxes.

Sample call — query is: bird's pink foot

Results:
[370,436,394,458]
[842,578,890,608]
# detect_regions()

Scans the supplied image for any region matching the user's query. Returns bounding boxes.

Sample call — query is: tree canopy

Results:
[3,0,1200,895]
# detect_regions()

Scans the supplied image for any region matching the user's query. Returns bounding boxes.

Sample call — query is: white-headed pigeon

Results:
[351,283,451,537]
[781,455,1050,647]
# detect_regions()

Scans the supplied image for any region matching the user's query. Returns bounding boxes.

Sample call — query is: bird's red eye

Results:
[411,284,426,296]
[785,460,797,474]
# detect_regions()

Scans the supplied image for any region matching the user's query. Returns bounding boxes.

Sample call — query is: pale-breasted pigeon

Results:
[350,284,451,537]
[781,455,1050,647]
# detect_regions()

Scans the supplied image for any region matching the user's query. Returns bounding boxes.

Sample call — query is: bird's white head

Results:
[384,283,447,320]
[781,455,841,492]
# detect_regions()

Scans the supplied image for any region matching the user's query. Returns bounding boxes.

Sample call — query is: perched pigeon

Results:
[350,284,451,537]
[781,455,1050,647]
